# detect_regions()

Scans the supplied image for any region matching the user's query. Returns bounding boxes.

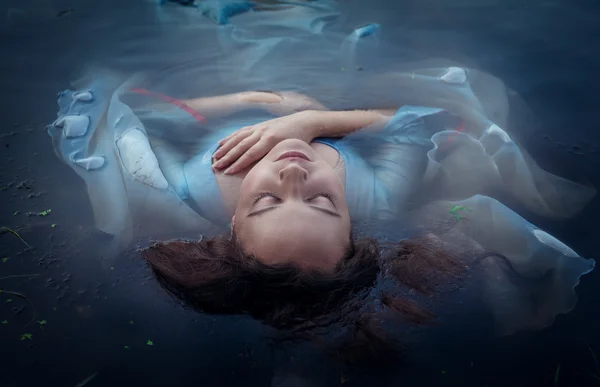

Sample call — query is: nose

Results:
[278,163,308,182]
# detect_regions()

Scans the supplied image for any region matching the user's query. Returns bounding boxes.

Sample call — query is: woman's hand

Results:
[212,110,321,174]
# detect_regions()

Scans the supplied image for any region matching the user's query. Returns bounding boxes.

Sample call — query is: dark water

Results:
[1,0,600,386]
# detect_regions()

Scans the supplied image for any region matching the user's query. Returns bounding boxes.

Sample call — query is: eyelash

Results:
[252,192,336,205]
[252,192,278,204]
[313,192,336,204]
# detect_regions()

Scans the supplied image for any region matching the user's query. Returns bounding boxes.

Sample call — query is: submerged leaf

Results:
[1,257,8,263]
[449,205,472,220]
[20,333,32,340]
[1,320,7,325]
[449,205,472,214]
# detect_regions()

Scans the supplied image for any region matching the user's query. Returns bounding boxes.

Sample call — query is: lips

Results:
[276,151,311,162]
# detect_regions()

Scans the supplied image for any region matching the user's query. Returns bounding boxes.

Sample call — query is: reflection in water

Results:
[1,0,600,386]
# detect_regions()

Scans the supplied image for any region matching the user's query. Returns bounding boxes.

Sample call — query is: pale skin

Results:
[183,91,396,271]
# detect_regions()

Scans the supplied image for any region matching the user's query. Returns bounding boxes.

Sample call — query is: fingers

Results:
[214,128,253,160]
[213,133,260,171]
[218,125,253,146]
[224,141,270,175]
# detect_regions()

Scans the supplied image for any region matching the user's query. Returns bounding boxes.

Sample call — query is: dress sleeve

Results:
[342,106,462,220]
[347,101,595,220]
[48,78,215,243]
[360,66,595,219]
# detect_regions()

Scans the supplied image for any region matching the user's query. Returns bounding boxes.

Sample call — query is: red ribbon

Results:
[129,87,206,123]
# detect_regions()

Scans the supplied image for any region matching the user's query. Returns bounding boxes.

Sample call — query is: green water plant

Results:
[449,205,472,220]
[0,226,31,248]
[0,275,39,327]
[20,333,32,340]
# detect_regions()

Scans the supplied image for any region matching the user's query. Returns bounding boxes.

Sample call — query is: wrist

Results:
[296,110,326,139]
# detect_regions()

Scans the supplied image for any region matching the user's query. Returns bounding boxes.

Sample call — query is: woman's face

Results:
[234,139,351,271]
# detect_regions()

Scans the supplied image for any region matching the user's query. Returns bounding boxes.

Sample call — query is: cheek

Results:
[316,169,345,193]
[240,164,272,196]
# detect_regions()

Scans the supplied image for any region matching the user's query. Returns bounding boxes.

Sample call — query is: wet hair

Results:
[143,232,467,363]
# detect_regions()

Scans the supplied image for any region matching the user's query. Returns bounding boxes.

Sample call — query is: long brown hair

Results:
[142,232,467,362]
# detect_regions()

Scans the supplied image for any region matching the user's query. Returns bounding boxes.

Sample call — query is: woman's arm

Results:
[213,108,397,174]
[183,91,279,118]
[304,109,395,138]
[183,91,327,119]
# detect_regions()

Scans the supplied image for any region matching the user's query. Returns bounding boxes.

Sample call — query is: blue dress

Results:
[47,0,595,337]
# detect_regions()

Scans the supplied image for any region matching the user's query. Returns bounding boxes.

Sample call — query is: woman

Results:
[49,72,595,345]
[46,0,595,358]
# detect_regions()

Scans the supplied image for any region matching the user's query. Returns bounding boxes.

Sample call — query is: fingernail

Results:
[213,161,222,169]
[224,168,234,175]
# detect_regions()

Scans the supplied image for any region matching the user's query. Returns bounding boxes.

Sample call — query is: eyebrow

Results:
[247,206,341,218]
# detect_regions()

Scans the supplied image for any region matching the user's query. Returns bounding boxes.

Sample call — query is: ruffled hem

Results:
[424,123,596,218]
[49,77,214,242]
[408,194,595,336]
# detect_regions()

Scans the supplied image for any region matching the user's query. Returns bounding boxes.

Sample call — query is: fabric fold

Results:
[408,194,595,336]
[425,123,596,218]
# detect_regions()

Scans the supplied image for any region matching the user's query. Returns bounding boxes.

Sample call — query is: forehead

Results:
[241,223,349,270]
[238,205,351,269]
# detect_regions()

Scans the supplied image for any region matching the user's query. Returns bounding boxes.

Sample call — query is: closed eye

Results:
[308,192,337,208]
[251,192,337,213]
[252,192,280,204]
